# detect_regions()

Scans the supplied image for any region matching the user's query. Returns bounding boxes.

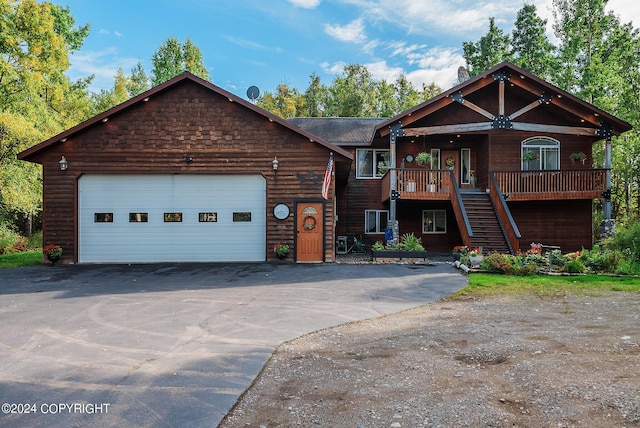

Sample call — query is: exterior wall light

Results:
[272,157,279,171]
[59,156,68,171]
[184,156,193,164]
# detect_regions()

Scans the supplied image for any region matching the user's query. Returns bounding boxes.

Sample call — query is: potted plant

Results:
[416,152,432,167]
[521,152,539,162]
[43,244,63,265]
[468,247,483,268]
[452,245,468,261]
[570,152,587,165]
[273,243,290,259]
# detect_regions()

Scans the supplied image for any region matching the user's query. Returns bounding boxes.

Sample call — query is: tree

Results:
[91,68,130,113]
[127,62,150,97]
[303,72,328,117]
[511,3,556,79]
[553,0,640,222]
[0,0,92,234]
[257,84,305,118]
[463,17,512,76]
[151,36,209,86]
[325,64,376,117]
[258,65,442,119]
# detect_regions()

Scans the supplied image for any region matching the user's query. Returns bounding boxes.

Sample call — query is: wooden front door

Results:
[296,202,324,262]
[442,151,459,184]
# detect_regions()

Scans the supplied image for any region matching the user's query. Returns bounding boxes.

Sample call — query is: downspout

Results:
[388,122,404,245]
[600,131,615,239]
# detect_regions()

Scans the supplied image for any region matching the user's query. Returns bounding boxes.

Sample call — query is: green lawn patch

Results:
[449,273,640,299]
[0,251,42,269]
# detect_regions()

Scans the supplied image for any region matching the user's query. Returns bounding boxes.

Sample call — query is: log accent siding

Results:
[30,80,342,263]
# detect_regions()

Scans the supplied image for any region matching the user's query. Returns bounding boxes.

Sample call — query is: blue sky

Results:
[61,0,639,101]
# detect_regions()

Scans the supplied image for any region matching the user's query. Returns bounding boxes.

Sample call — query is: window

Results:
[422,210,446,234]
[461,148,471,184]
[199,212,218,222]
[365,210,389,234]
[164,212,182,222]
[356,149,390,178]
[430,149,441,169]
[129,213,148,222]
[94,213,113,222]
[522,137,560,171]
[233,212,252,222]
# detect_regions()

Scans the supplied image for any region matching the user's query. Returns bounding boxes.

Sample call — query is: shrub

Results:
[578,245,622,273]
[480,253,515,273]
[608,220,640,261]
[0,224,21,254]
[563,259,586,273]
[399,233,424,251]
[372,241,385,251]
[524,251,547,268]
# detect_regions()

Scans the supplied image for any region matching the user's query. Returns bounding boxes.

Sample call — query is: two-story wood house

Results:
[19,62,632,263]
[293,61,632,254]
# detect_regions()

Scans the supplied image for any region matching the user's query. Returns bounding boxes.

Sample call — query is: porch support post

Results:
[388,122,404,246]
[600,131,615,239]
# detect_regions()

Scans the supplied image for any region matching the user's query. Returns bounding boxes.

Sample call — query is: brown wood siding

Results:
[335,148,388,246]
[396,201,462,251]
[33,81,337,263]
[508,200,593,252]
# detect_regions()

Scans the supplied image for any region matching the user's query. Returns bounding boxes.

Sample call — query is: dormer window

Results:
[522,137,560,170]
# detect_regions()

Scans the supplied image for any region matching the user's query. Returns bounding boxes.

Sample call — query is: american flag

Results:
[321,152,334,200]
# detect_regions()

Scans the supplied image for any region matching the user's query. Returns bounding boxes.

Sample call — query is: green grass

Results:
[0,251,43,269]
[448,273,640,299]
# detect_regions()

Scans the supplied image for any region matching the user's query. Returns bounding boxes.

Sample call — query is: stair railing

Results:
[447,170,473,247]
[489,171,521,254]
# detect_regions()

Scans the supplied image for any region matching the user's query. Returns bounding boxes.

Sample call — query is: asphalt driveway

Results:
[0,262,467,427]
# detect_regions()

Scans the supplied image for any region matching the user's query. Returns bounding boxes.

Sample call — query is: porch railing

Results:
[491,169,607,201]
[381,169,451,201]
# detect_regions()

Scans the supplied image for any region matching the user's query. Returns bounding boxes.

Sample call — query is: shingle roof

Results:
[288,117,382,147]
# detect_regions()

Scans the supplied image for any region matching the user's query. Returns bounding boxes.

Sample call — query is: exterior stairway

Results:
[461,190,512,254]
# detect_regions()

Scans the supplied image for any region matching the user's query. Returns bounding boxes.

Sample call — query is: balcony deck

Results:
[381,169,607,202]
[493,169,606,201]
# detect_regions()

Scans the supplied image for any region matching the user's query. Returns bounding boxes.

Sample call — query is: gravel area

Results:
[220,292,640,427]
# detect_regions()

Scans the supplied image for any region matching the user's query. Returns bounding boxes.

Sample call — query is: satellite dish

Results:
[247,85,260,102]
[458,66,470,84]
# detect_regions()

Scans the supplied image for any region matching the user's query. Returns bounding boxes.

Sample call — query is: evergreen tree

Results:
[511,3,556,79]
[462,17,512,76]
[151,36,209,86]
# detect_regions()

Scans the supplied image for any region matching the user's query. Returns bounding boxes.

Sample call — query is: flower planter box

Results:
[372,250,429,263]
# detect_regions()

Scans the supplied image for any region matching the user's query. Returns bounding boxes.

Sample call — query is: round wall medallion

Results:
[405,154,414,163]
[273,203,290,220]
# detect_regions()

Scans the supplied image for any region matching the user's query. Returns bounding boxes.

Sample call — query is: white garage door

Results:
[79,175,266,263]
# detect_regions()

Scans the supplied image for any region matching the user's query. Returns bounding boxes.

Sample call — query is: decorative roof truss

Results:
[403,71,610,138]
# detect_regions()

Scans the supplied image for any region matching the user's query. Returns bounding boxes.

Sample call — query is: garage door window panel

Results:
[233,212,252,222]
[129,213,148,222]
[199,212,218,222]
[94,213,113,222]
[164,213,183,222]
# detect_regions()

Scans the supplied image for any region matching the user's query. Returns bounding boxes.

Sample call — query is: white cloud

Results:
[608,0,640,27]
[287,0,321,8]
[324,18,367,43]
[97,29,125,38]
[338,0,518,36]
[66,48,141,92]
[320,61,347,75]
[223,35,283,53]
[363,60,404,82]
